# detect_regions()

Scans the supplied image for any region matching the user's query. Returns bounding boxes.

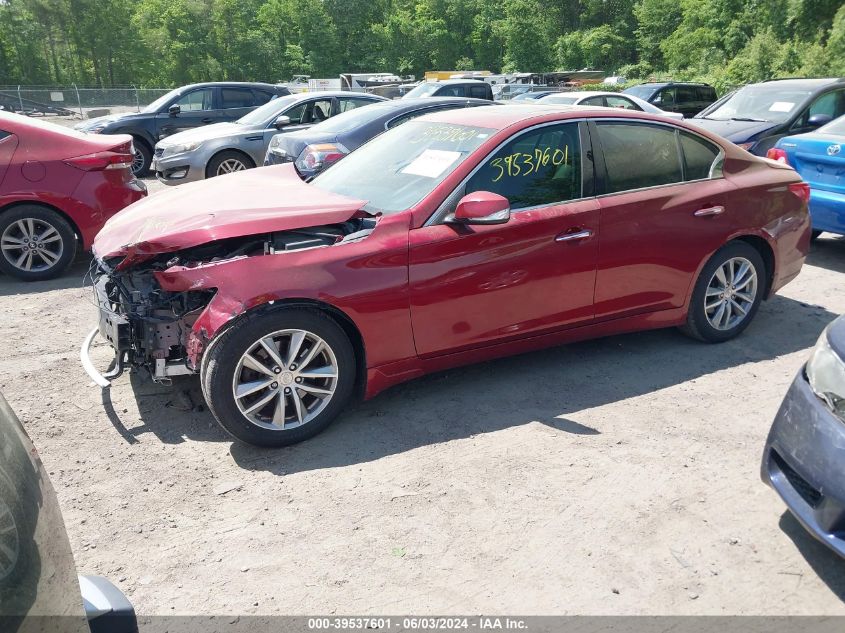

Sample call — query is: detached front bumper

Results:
[761,368,845,558]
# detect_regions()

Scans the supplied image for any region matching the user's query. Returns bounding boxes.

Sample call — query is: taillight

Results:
[294,143,348,173]
[766,148,789,164]
[65,151,133,171]
[788,182,811,205]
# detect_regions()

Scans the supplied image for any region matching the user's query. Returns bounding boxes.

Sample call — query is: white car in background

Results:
[537,91,685,120]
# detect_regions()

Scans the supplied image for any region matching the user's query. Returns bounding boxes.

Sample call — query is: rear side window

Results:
[680,132,721,180]
[0,130,9,141]
[677,86,697,102]
[252,90,274,105]
[697,86,716,101]
[465,122,582,209]
[221,88,255,109]
[469,85,489,99]
[596,122,682,193]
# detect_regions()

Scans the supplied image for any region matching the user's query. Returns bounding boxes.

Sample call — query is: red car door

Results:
[409,121,599,357]
[590,120,734,319]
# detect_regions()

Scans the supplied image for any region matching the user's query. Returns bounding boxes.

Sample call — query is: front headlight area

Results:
[160,140,203,157]
[806,327,845,420]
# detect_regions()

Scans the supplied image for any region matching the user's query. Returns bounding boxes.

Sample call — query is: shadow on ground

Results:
[806,234,845,275]
[96,293,836,473]
[0,256,93,297]
[778,511,845,602]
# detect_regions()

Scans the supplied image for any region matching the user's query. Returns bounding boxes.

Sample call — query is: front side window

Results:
[286,99,333,124]
[796,89,845,128]
[175,88,213,112]
[597,122,682,193]
[680,132,721,180]
[606,96,639,111]
[655,88,675,106]
[311,120,493,214]
[437,85,464,97]
[465,122,582,210]
[580,96,605,107]
[221,88,255,109]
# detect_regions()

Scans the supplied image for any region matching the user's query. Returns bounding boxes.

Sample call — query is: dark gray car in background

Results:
[153,91,385,185]
[762,315,845,558]
[74,82,291,176]
[264,96,497,178]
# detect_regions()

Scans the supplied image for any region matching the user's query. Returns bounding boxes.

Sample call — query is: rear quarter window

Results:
[680,132,721,180]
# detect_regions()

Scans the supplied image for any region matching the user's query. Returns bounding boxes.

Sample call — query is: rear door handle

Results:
[201,117,214,124]
[694,205,725,217]
[556,229,593,242]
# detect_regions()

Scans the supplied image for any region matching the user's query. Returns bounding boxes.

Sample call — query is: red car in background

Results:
[0,112,146,281]
[84,105,810,448]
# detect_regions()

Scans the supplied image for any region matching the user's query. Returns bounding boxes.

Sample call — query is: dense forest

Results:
[1,0,844,92]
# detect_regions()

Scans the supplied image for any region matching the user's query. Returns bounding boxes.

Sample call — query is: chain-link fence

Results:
[0,85,172,120]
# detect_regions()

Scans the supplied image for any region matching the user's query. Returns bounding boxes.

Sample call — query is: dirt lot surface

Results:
[2,174,845,615]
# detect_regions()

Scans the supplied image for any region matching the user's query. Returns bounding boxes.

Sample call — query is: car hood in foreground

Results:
[690,118,776,142]
[93,164,367,264]
[74,111,147,131]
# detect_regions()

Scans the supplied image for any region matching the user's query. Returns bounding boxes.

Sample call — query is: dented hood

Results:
[93,164,368,263]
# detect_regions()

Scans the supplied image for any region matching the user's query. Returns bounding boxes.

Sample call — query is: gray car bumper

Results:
[761,368,845,558]
[152,152,207,186]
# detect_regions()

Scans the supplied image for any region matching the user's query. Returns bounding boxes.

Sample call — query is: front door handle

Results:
[694,205,725,217]
[556,228,593,242]
[201,117,214,124]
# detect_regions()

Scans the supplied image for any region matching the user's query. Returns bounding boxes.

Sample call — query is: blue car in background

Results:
[770,114,845,239]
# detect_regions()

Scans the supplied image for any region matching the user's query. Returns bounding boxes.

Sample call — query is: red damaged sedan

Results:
[0,112,146,280]
[83,106,810,447]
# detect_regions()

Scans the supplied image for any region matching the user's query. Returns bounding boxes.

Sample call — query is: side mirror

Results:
[273,115,291,130]
[808,113,833,128]
[448,191,510,225]
[168,104,180,117]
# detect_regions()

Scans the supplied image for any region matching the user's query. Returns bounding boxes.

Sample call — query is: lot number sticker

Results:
[401,149,462,178]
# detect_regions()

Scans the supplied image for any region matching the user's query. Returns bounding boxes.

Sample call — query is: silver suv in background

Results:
[152,91,386,185]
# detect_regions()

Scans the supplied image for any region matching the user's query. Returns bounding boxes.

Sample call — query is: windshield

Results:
[540,95,579,105]
[306,103,393,134]
[237,95,298,125]
[624,85,658,100]
[403,83,440,99]
[819,114,845,136]
[142,87,182,113]
[311,120,494,213]
[703,86,812,123]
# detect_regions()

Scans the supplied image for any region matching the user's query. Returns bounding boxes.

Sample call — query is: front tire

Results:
[0,206,77,281]
[201,308,356,447]
[681,241,765,343]
[206,151,254,179]
[131,138,152,177]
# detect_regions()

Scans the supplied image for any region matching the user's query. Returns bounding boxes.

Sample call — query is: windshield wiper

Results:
[730,117,768,122]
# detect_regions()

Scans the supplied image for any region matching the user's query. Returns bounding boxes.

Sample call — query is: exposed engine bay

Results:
[88,218,377,383]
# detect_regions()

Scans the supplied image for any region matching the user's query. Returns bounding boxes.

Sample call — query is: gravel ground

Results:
[2,174,845,615]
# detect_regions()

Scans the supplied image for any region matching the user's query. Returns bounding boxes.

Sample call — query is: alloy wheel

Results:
[232,329,339,430]
[132,147,145,175]
[0,218,64,273]
[216,158,247,175]
[704,256,758,331]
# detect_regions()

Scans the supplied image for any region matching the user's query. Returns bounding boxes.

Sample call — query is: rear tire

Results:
[201,308,356,447]
[206,151,254,179]
[680,241,765,343]
[0,206,76,281]
[131,138,152,177]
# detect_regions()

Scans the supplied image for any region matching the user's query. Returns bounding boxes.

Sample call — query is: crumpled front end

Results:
[82,218,378,386]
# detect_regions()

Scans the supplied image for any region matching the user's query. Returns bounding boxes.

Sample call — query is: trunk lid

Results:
[93,164,368,263]
[780,132,845,195]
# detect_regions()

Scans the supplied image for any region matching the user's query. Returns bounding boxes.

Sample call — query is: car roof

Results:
[285,90,384,101]
[634,82,711,88]
[383,96,495,108]
[749,78,845,90]
[180,81,284,90]
[420,103,616,130]
[428,79,487,85]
